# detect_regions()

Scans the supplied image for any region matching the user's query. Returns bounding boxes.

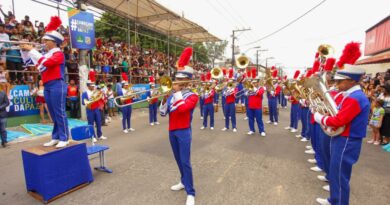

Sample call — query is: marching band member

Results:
[21,16,69,148]
[160,47,198,205]
[221,68,238,132]
[235,69,245,106]
[280,76,288,108]
[297,71,313,141]
[121,82,137,133]
[243,69,251,120]
[314,43,369,205]
[82,80,107,142]
[201,72,215,130]
[266,68,281,125]
[284,70,300,133]
[147,76,159,126]
[246,68,266,136]
[199,73,206,120]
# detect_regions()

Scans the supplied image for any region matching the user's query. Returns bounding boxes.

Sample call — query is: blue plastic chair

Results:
[71,125,112,173]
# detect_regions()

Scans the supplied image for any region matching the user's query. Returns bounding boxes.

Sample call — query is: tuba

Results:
[235,54,249,69]
[304,73,345,137]
[211,67,224,80]
[85,90,103,109]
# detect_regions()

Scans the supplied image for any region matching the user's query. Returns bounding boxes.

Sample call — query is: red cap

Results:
[272,69,278,78]
[88,69,96,82]
[251,67,257,79]
[206,72,211,81]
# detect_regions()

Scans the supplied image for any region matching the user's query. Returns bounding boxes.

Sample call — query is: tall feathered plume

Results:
[177,47,193,69]
[305,70,313,78]
[200,73,205,82]
[336,42,361,69]
[293,70,300,80]
[284,75,287,81]
[222,68,227,76]
[228,68,234,79]
[272,69,278,78]
[271,66,276,70]
[246,69,252,79]
[206,72,211,81]
[121,72,128,82]
[324,58,336,71]
[312,60,320,73]
[251,67,257,79]
[45,16,62,32]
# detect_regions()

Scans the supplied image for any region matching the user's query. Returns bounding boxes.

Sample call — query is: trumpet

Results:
[84,90,103,109]
[0,40,44,50]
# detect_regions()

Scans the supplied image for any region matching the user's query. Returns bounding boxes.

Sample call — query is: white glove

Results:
[314,112,324,125]
[263,86,267,91]
[285,96,289,100]
[270,91,275,95]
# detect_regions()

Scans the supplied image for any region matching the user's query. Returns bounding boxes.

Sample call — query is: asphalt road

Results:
[1,105,389,205]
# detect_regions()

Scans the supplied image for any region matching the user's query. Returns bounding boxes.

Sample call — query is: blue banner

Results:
[131,84,151,100]
[68,8,95,49]
[8,85,39,117]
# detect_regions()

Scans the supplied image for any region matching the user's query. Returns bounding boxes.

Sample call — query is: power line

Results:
[243,0,328,46]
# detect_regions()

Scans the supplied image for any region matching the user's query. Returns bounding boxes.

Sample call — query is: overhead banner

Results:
[67,8,95,49]
[8,85,39,117]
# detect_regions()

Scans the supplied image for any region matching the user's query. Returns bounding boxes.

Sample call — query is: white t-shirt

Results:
[0,33,9,61]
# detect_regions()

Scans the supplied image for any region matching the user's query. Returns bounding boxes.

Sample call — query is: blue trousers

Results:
[247,108,264,133]
[300,107,310,138]
[0,118,7,144]
[169,128,195,196]
[328,136,362,205]
[122,106,132,129]
[222,97,226,117]
[320,130,331,178]
[245,96,249,118]
[199,98,204,117]
[312,123,325,170]
[203,103,214,127]
[149,103,158,123]
[280,93,287,107]
[224,103,236,129]
[44,80,69,141]
[268,97,278,122]
[235,92,245,104]
[297,105,302,121]
[289,104,299,129]
[214,93,219,104]
[87,109,102,138]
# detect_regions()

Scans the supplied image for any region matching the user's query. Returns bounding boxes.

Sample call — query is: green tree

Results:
[205,41,228,67]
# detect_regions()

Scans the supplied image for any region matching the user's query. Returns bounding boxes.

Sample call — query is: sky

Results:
[2,0,389,77]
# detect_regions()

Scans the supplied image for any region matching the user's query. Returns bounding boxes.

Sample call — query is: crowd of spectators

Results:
[362,69,390,146]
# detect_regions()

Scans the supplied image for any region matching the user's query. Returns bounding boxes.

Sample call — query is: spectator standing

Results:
[31,80,52,123]
[368,99,385,145]
[379,85,390,145]
[67,79,79,118]
[0,86,9,147]
[3,35,23,84]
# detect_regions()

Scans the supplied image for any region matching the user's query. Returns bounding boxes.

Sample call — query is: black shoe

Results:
[2,142,7,148]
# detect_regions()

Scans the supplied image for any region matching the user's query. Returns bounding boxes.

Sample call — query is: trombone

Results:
[114,76,200,108]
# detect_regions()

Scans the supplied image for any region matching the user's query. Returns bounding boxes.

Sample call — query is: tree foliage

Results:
[94,12,212,64]
[205,41,228,67]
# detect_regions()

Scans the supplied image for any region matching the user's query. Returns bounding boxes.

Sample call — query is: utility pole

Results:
[231,28,251,67]
[256,49,268,72]
[76,0,88,120]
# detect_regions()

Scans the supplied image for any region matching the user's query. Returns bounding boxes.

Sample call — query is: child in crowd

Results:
[368,99,385,145]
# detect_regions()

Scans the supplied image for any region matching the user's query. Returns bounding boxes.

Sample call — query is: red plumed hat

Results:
[177,47,192,68]
[305,70,313,78]
[206,72,211,81]
[121,72,128,82]
[88,69,96,82]
[293,70,301,80]
[200,73,206,82]
[315,52,319,59]
[251,67,257,79]
[284,75,287,81]
[149,76,155,85]
[312,60,320,73]
[228,68,234,79]
[324,58,336,72]
[271,66,276,70]
[222,68,227,76]
[336,42,361,69]
[272,69,278,78]
[45,16,61,32]
[246,69,252,79]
